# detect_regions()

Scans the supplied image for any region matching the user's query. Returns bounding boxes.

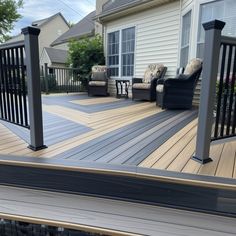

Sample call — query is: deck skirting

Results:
[0,156,236,218]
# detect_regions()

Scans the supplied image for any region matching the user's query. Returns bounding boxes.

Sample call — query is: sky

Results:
[10,0,96,36]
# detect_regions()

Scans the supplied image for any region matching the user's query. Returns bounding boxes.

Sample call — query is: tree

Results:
[0,0,23,42]
[68,35,105,87]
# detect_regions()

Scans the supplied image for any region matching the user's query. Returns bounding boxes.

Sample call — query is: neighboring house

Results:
[95,0,236,101]
[51,11,96,50]
[40,47,68,68]
[4,12,70,65]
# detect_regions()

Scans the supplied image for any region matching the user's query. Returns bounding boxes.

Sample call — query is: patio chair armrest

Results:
[132,77,143,84]
[157,78,165,85]
[164,78,193,89]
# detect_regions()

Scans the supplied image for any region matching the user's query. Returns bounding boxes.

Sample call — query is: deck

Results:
[1,185,236,236]
[0,93,235,179]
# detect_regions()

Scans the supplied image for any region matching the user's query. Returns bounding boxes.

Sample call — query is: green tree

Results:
[0,0,23,42]
[68,35,105,87]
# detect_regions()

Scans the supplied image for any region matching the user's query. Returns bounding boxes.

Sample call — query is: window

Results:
[180,11,191,67]
[122,27,135,76]
[108,31,119,76]
[197,0,236,59]
[107,27,135,77]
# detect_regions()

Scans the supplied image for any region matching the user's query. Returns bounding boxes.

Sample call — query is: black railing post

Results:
[192,20,225,164]
[22,26,47,151]
[44,63,49,94]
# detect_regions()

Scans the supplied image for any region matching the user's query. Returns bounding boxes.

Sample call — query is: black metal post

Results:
[22,26,47,151]
[192,20,225,164]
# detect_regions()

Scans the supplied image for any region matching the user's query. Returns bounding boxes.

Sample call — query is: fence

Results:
[42,64,83,94]
[212,36,236,141]
[0,41,29,128]
[0,27,46,151]
[194,20,236,164]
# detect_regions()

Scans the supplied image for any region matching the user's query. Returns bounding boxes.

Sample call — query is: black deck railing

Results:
[0,41,29,128]
[42,64,83,94]
[212,36,236,141]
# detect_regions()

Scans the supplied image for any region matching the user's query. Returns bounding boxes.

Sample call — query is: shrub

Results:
[68,35,105,88]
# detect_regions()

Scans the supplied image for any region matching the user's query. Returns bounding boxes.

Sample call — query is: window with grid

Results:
[180,11,191,67]
[197,0,236,59]
[121,27,135,76]
[108,31,119,76]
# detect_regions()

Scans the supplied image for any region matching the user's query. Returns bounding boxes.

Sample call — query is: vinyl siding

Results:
[105,1,181,96]
[181,0,193,11]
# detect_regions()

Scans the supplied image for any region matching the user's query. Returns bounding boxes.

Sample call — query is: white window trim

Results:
[192,0,217,58]
[106,25,136,80]
[179,10,193,67]
[178,1,194,67]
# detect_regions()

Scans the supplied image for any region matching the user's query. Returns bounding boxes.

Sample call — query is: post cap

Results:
[22,26,40,36]
[203,20,225,31]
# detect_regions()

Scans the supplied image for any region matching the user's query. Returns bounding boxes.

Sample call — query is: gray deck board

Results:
[55,110,197,165]
[64,111,176,161]
[105,110,196,165]
[0,112,92,146]
[0,186,236,236]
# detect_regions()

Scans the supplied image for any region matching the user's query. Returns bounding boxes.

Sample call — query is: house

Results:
[95,0,236,101]
[40,47,68,68]
[51,11,96,50]
[4,12,70,64]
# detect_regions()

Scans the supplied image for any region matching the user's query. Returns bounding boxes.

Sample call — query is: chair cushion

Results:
[184,58,202,75]
[92,71,106,81]
[92,65,107,73]
[156,84,164,93]
[132,83,151,90]
[143,64,164,83]
[89,81,106,86]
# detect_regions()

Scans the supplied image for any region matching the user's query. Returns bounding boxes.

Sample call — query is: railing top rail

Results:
[221,35,236,46]
[0,40,25,50]
[48,66,80,71]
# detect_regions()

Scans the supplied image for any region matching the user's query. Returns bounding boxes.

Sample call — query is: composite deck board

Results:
[0,186,236,236]
[81,112,186,163]
[215,142,236,178]
[0,94,235,180]
[42,95,136,113]
[122,111,197,166]
[55,111,174,160]
[62,111,177,161]
[0,112,92,146]
[102,111,196,165]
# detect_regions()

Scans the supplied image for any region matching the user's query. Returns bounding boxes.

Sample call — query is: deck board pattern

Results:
[0,94,235,179]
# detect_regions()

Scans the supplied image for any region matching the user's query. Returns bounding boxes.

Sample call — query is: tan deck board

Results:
[70,97,121,105]
[167,135,196,172]
[215,141,236,178]
[152,125,197,169]
[139,119,198,168]
[197,143,225,177]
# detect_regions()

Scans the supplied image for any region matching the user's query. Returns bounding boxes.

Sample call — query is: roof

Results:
[96,0,176,22]
[44,47,68,64]
[1,12,69,45]
[31,12,69,28]
[102,0,137,13]
[51,11,95,46]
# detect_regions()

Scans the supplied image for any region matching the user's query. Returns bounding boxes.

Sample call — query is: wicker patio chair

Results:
[132,64,167,101]
[156,58,202,109]
[88,65,108,96]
